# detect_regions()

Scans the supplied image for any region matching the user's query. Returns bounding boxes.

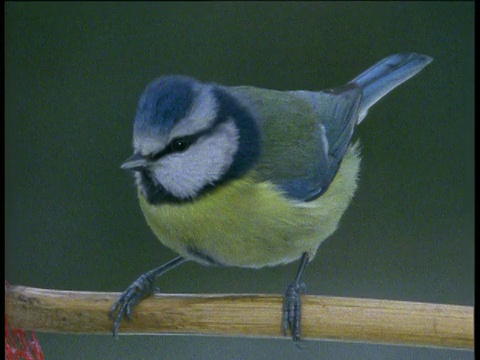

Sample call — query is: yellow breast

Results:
[138,144,361,268]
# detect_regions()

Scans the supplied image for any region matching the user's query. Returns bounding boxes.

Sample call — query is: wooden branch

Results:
[5,286,473,350]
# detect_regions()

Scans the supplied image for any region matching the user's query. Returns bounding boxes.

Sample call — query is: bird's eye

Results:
[170,138,191,152]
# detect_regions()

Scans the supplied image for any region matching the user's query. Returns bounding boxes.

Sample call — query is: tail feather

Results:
[350,53,433,123]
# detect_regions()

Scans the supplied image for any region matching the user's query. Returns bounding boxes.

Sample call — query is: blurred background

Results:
[5,2,473,359]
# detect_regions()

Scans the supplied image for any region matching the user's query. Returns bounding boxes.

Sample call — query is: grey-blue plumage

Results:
[128,53,432,203]
[134,76,195,137]
[112,53,433,341]
[351,53,433,122]
[246,52,433,201]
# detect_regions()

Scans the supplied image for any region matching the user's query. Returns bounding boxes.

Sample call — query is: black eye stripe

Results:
[148,109,229,162]
[149,128,211,161]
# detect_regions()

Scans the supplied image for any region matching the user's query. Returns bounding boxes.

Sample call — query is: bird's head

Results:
[123,76,261,203]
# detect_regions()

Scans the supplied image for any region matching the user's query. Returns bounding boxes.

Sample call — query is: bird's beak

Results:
[121,153,148,171]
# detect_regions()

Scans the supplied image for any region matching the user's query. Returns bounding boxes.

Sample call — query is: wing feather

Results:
[228,85,362,201]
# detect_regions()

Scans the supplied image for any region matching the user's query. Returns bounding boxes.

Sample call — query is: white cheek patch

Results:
[170,85,218,140]
[153,119,239,199]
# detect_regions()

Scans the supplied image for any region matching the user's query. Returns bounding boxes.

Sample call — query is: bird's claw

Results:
[109,271,157,337]
[282,281,306,341]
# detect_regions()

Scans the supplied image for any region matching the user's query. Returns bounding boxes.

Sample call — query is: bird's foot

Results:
[282,281,306,341]
[109,271,158,337]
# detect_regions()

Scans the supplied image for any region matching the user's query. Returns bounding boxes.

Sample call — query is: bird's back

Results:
[227,85,362,201]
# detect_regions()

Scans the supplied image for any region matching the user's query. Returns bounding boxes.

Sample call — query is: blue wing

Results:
[282,85,362,200]
[274,54,433,200]
[229,85,362,201]
[228,53,431,201]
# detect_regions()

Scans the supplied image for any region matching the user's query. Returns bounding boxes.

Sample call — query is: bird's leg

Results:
[282,252,309,341]
[109,256,187,337]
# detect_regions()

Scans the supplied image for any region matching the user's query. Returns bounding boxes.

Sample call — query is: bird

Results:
[109,53,432,341]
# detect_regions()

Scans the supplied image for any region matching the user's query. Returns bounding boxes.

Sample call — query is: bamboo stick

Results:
[5,285,473,350]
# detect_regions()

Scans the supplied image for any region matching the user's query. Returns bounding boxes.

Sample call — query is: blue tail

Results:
[350,53,433,123]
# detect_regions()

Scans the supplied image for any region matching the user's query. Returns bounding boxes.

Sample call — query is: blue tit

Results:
[110,53,432,341]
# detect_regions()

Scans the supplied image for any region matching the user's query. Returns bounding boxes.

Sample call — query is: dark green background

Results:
[5,2,474,359]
